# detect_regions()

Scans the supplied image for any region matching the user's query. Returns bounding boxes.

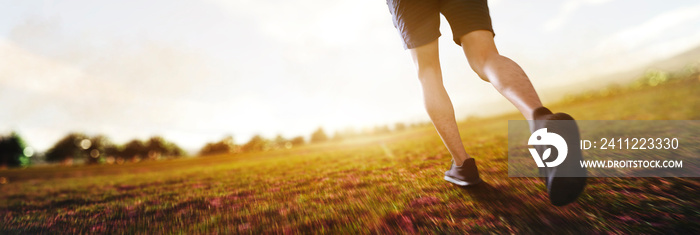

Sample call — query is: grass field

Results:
[2,76,700,233]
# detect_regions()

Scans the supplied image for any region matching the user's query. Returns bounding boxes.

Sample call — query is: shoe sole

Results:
[544,114,587,206]
[444,175,483,186]
[548,176,586,206]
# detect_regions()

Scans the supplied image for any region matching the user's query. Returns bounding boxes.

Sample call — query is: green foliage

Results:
[289,136,305,146]
[562,65,700,105]
[44,133,90,163]
[394,123,406,132]
[199,136,239,156]
[144,136,186,159]
[272,134,293,150]
[241,135,269,152]
[122,139,147,161]
[45,134,184,164]
[0,132,30,168]
[85,135,114,165]
[633,69,670,88]
[310,127,328,143]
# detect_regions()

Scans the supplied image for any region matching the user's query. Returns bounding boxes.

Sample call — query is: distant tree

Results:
[273,134,285,145]
[85,135,114,165]
[104,144,123,164]
[373,125,391,135]
[45,133,90,164]
[166,142,186,157]
[272,134,294,149]
[409,121,432,129]
[199,136,238,156]
[332,130,344,142]
[394,123,406,132]
[290,136,305,146]
[310,127,328,143]
[122,139,147,161]
[144,136,167,160]
[242,135,269,152]
[0,132,29,168]
[143,136,184,160]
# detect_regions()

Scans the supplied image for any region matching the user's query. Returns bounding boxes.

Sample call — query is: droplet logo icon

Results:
[528,128,568,167]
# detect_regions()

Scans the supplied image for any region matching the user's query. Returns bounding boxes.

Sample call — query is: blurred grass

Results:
[1,76,699,233]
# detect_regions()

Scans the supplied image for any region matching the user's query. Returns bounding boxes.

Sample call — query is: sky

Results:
[1,0,700,152]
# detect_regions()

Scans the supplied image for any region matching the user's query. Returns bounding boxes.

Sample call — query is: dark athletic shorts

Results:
[386,0,494,49]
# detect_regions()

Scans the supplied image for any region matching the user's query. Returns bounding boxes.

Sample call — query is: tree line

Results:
[46,134,186,164]
[0,122,431,168]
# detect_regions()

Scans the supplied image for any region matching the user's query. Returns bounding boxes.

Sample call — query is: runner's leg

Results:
[410,39,471,165]
[459,30,543,120]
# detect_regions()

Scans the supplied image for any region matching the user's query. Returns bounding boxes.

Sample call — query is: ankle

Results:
[453,156,472,167]
[532,106,553,120]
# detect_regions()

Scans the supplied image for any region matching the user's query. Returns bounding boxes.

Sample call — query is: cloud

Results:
[596,3,700,52]
[586,3,700,72]
[0,7,415,152]
[0,18,227,151]
[207,0,391,48]
[543,0,613,32]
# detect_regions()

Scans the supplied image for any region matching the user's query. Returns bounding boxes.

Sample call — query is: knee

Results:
[459,31,499,82]
[466,51,498,82]
[416,63,443,85]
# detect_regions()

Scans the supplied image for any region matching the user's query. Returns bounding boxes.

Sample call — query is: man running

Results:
[386,0,586,206]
